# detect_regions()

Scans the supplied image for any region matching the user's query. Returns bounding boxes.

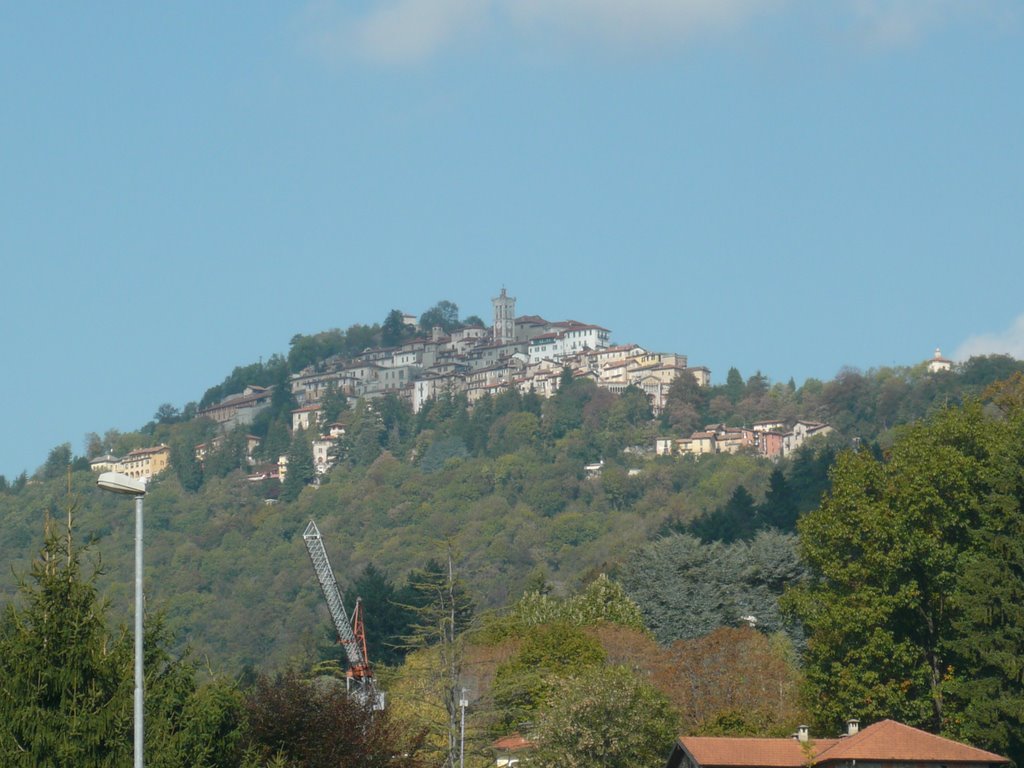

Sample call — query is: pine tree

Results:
[259,416,291,463]
[399,549,475,768]
[348,402,386,467]
[0,508,245,767]
[0,515,132,766]
[760,468,798,531]
[381,309,410,348]
[319,381,348,425]
[281,429,316,502]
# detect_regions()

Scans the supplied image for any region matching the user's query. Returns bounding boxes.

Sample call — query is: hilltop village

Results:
[88,289,834,483]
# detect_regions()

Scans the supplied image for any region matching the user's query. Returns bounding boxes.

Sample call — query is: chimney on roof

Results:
[846,719,860,737]
[797,725,809,743]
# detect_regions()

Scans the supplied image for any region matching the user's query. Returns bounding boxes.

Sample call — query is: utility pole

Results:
[459,688,469,768]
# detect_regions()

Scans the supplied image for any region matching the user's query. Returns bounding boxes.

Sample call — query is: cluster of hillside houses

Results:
[89,289,837,483]
[199,289,710,431]
[656,419,833,461]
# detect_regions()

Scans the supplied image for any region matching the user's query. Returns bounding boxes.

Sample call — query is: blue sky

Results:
[1,1,1022,478]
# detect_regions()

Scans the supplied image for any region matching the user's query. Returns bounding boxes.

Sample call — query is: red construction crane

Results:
[303,519,384,710]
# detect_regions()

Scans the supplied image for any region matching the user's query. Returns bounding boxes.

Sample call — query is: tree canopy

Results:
[784,399,1024,763]
[418,301,460,334]
[621,530,804,645]
[530,664,677,768]
[0,511,244,767]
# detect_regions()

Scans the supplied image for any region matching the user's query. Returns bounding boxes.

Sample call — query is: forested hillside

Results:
[3,326,1024,765]
[1,328,1021,673]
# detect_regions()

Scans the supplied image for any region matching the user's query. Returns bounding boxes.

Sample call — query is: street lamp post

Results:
[459,687,469,768]
[97,471,147,768]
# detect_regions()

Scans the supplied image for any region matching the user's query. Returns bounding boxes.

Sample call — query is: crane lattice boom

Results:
[302,520,367,675]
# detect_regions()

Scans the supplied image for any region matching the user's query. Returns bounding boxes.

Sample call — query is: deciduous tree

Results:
[660,627,803,736]
[419,301,460,334]
[531,665,677,768]
[784,400,1024,764]
[40,442,72,480]
[491,622,606,729]
[243,669,424,768]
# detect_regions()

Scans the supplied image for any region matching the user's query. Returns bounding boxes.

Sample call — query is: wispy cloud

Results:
[300,0,484,66]
[505,0,782,49]
[354,0,490,64]
[300,0,1016,66]
[955,314,1024,361]
[847,0,1009,49]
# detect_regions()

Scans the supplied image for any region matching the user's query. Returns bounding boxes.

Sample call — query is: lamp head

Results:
[97,471,147,496]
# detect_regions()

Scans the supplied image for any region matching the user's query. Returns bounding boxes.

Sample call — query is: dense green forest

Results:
[1,338,1022,672]
[3,318,1024,766]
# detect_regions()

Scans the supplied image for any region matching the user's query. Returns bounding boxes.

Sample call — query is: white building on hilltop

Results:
[927,347,953,373]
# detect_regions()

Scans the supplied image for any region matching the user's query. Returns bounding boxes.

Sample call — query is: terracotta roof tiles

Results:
[680,737,838,767]
[675,720,1007,768]
[491,733,534,752]
[816,720,1007,764]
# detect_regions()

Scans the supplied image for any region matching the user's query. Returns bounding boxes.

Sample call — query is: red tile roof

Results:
[679,737,838,767]
[492,733,534,752]
[816,720,1007,764]
[675,720,1007,768]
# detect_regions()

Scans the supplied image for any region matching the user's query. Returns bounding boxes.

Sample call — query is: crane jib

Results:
[302,520,366,669]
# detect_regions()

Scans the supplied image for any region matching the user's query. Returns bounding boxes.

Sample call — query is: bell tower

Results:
[492,287,516,344]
